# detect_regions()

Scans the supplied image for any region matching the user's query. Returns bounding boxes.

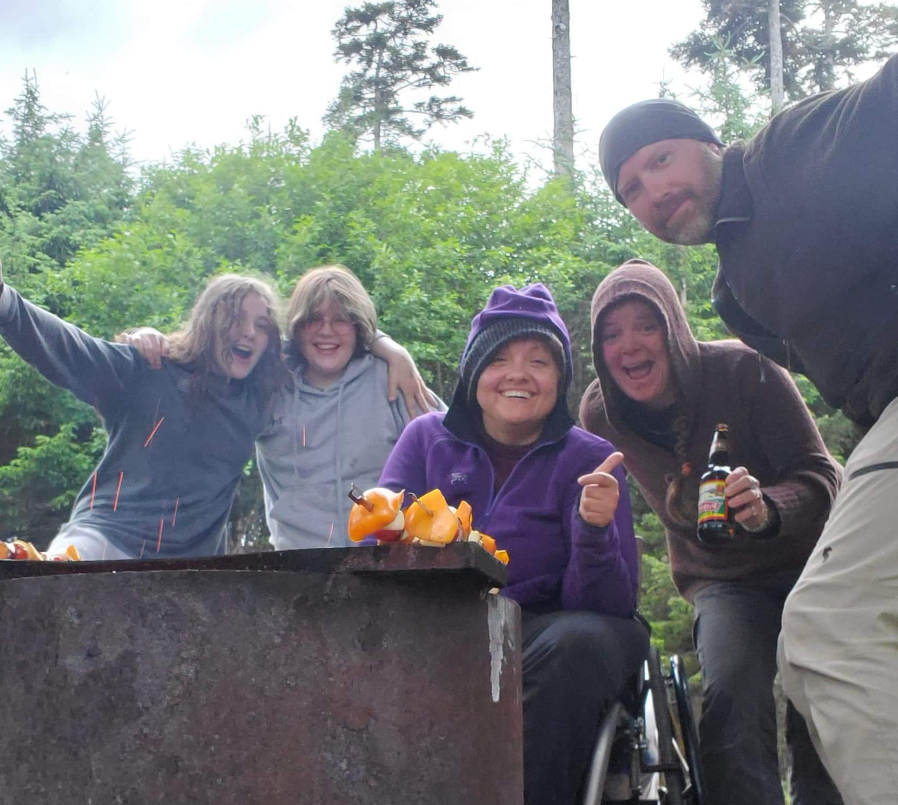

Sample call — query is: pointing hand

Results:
[578,452,625,528]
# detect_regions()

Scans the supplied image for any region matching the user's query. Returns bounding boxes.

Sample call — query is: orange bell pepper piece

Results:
[455,501,473,539]
[12,539,41,560]
[479,534,497,555]
[347,486,406,542]
[469,531,508,563]
[404,489,464,546]
[49,544,82,561]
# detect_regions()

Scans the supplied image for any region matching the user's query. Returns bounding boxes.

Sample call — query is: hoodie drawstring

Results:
[334,380,346,542]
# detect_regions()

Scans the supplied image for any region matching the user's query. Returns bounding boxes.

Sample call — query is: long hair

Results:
[284,265,378,368]
[167,273,287,399]
[663,413,696,527]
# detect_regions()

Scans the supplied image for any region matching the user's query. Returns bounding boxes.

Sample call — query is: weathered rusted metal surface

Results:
[0,549,522,804]
[0,542,508,585]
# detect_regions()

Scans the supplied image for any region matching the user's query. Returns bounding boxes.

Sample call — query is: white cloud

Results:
[0,0,707,167]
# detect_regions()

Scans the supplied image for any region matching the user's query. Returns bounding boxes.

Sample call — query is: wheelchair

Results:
[580,646,703,805]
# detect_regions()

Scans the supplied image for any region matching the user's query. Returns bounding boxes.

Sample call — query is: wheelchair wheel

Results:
[670,655,703,805]
[646,647,686,805]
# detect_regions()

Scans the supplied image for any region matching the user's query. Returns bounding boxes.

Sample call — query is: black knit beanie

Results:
[600,98,723,204]
[459,318,568,408]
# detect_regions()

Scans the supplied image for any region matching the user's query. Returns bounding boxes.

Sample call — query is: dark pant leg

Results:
[694,576,843,805]
[694,580,786,805]
[787,696,843,805]
[520,610,649,805]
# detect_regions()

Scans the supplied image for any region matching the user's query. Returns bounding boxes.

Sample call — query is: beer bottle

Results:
[697,424,735,546]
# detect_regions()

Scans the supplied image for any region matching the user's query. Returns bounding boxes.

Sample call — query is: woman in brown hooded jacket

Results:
[579,260,842,805]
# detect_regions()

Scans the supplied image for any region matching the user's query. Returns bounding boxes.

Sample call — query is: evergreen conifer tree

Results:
[324,0,477,149]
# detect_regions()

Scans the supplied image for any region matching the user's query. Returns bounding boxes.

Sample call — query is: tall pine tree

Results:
[672,0,898,103]
[324,0,477,149]
[794,0,898,93]
[670,0,807,101]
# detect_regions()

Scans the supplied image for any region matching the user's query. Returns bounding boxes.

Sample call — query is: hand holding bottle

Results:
[725,467,771,531]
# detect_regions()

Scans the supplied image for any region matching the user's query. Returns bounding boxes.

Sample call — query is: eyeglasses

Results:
[301,313,355,333]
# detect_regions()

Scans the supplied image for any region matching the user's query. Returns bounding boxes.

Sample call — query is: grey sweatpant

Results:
[779,395,898,805]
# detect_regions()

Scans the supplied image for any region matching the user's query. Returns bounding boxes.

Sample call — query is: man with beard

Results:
[598,52,898,805]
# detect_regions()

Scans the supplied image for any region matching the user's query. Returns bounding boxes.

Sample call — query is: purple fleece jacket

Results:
[379,282,639,616]
[379,413,638,615]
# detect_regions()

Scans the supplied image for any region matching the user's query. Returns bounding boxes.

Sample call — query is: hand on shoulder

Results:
[116,328,170,370]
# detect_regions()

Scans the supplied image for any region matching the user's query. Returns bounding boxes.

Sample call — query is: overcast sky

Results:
[0,0,709,169]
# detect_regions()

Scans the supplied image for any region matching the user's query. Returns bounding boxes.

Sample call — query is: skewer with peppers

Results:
[347,485,509,565]
[0,540,81,562]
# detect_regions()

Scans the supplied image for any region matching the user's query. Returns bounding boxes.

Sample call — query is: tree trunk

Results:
[374,50,384,151]
[374,104,382,151]
[552,0,574,177]
[821,1,836,91]
[768,0,785,113]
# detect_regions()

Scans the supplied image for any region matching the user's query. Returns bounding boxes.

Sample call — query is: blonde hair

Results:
[285,265,378,357]
[167,273,286,398]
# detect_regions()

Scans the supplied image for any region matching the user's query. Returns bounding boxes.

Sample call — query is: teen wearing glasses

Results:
[255,264,444,548]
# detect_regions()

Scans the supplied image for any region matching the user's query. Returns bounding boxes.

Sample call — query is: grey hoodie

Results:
[256,353,413,549]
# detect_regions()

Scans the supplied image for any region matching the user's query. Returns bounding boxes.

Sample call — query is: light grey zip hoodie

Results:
[256,353,413,549]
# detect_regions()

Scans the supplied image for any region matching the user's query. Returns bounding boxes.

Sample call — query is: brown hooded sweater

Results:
[579,260,842,603]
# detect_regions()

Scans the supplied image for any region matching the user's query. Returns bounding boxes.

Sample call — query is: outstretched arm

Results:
[0,255,138,407]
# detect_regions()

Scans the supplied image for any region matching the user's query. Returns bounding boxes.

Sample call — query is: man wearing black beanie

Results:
[600,53,898,805]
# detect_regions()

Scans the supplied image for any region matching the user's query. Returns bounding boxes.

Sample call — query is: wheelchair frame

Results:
[581,646,703,805]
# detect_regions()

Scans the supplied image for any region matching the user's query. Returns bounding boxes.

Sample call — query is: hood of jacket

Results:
[587,259,702,439]
[445,282,575,440]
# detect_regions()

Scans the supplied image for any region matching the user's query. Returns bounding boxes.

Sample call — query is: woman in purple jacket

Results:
[379,283,649,805]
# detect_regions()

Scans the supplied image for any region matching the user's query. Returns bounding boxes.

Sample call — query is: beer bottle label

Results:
[698,479,728,523]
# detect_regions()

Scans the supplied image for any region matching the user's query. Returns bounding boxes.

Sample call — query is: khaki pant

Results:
[778,395,898,805]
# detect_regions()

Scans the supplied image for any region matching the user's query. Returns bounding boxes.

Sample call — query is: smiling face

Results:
[213,292,272,380]
[476,337,560,445]
[617,138,724,246]
[600,299,676,410]
[296,298,358,389]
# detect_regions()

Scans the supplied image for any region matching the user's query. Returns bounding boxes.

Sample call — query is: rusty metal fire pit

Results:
[0,544,522,804]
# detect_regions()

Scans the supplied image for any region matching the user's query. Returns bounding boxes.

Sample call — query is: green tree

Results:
[794,0,898,93]
[672,0,898,102]
[0,73,134,544]
[324,0,477,149]
[671,0,808,101]
[683,37,771,142]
